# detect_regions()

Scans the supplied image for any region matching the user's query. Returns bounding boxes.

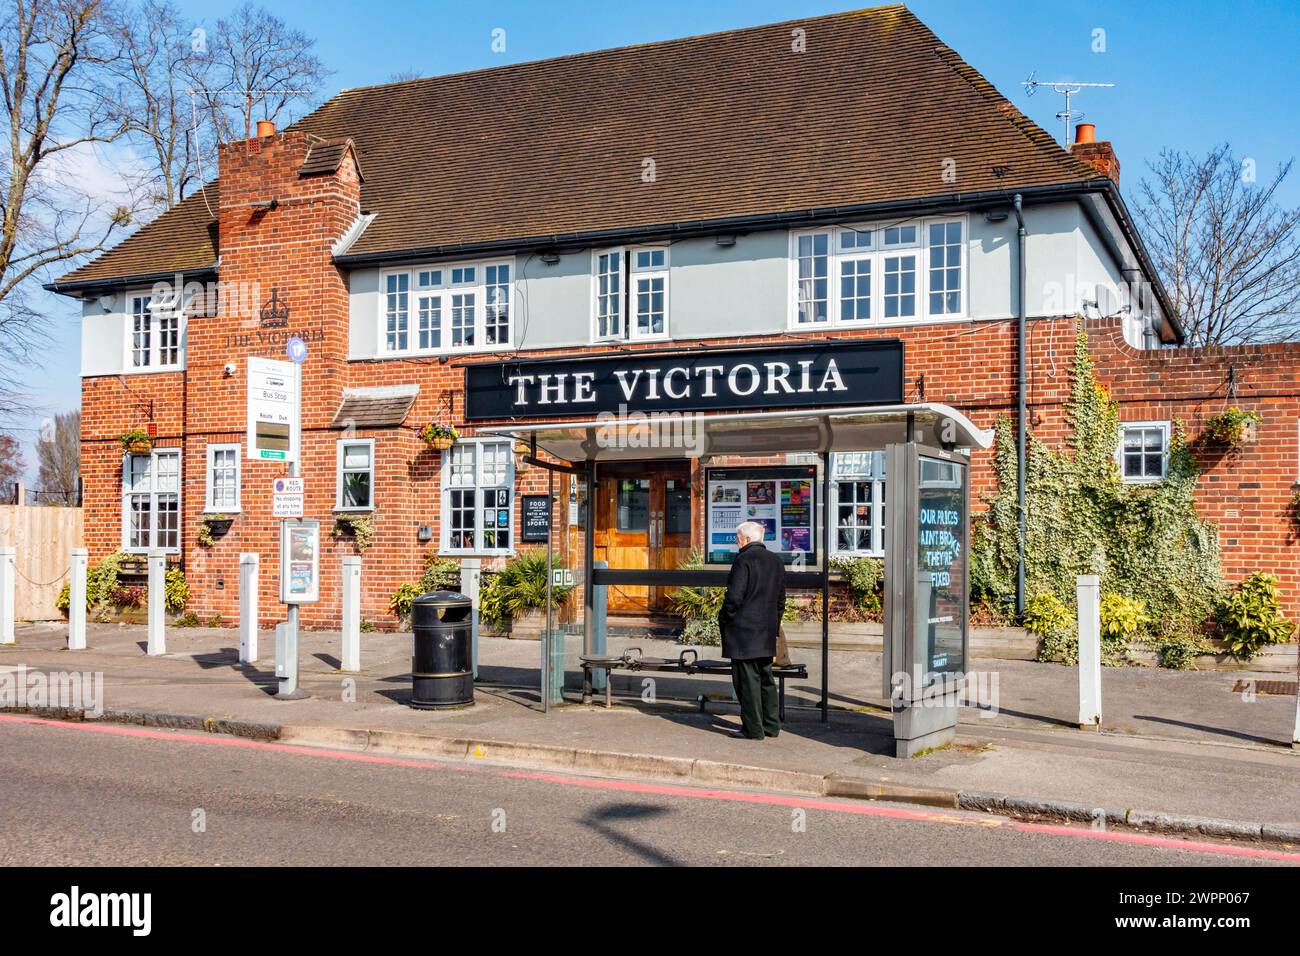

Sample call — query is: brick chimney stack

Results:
[1070,122,1120,187]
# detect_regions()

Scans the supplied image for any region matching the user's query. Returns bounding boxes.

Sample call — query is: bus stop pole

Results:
[583,461,596,657]
[543,466,553,713]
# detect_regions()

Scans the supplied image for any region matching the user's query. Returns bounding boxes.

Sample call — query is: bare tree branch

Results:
[1134,144,1300,346]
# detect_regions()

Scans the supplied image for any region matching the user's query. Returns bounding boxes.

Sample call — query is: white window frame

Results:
[829,451,886,557]
[1116,421,1170,483]
[125,289,187,372]
[591,247,627,342]
[377,258,513,358]
[205,443,242,513]
[121,448,182,554]
[335,438,376,511]
[440,437,515,555]
[788,215,967,329]
[628,245,670,341]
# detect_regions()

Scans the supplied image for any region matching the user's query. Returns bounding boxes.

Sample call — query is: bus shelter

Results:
[483,402,991,752]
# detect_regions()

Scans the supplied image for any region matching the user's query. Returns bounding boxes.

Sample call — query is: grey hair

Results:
[735,520,765,544]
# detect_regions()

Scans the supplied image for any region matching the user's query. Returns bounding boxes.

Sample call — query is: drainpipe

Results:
[1013,194,1027,619]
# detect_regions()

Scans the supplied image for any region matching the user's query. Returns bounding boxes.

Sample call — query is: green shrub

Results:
[420,554,460,592]
[831,555,884,613]
[389,582,422,618]
[174,612,202,628]
[164,566,189,614]
[1215,573,1294,659]
[1148,623,1212,670]
[478,549,572,630]
[333,514,373,552]
[677,617,721,646]
[666,551,724,623]
[57,550,129,617]
[1023,593,1071,637]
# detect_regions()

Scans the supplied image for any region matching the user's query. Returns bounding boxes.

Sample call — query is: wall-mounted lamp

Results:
[984,209,1009,223]
[540,251,561,265]
[715,234,737,248]
[98,294,116,312]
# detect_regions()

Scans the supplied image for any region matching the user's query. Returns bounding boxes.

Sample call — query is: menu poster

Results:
[705,466,817,565]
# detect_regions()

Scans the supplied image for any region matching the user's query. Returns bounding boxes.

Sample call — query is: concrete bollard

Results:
[68,549,88,650]
[0,547,15,645]
[239,553,259,664]
[341,555,360,672]
[1077,575,1101,730]
[146,550,166,656]
[460,557,481,679]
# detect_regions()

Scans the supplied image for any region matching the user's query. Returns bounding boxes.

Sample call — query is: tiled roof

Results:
[300,136,364,180]
[55,185,219,287]
[54,5,1104,288]
[332,384,420,428]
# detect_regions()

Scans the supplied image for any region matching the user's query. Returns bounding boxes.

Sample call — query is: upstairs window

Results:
[790,217,964,328]
[380,260,511,356]
[630,247,668,339]
[593,249,625,340]
[128,292,185,370]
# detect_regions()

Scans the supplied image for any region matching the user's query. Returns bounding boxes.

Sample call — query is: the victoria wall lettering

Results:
[465,341,904,420]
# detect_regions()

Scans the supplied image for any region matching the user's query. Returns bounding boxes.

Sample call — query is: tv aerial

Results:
[1023,71,1115,145]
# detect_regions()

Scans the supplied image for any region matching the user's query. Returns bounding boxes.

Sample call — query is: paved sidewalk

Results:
[3,621,1297,831]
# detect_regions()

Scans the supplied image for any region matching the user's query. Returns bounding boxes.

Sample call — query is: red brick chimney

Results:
[1070,122,1120,187]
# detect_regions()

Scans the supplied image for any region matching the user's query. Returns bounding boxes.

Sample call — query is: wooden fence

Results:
[0,505,84,620]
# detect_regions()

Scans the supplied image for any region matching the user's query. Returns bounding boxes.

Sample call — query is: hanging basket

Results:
[126,439,153,453]
[420,422,459,450]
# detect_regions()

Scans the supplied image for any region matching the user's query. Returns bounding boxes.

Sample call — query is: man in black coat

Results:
[717,521,786,739]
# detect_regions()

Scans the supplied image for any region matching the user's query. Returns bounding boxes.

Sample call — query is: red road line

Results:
[3,712,1296,863]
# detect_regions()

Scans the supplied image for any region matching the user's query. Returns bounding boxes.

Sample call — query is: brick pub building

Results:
[50,7,1300,626]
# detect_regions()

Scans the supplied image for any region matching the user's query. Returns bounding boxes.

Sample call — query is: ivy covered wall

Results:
[972,328,1223,640]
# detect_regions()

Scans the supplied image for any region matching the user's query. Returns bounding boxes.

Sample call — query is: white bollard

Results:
[146,550,166,655]
[341,555,361,672]
[68,548,88,650]
[239,553,259,664]
[1292,646,1300,751]
[1077,575,1102,731]
[460,557,482,679]
[0,547,15,645]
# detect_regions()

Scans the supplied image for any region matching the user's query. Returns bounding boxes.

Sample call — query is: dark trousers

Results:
[731,657,780,739]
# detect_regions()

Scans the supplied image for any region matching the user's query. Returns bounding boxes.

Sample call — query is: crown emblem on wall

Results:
[259,288,290,328]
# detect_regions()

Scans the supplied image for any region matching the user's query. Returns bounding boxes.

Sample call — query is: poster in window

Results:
[705,466,816,565]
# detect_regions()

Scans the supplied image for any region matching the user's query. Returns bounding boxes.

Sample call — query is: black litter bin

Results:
[410,591,474,709]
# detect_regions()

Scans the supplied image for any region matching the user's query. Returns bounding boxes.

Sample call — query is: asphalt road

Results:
[0,715,1292,867]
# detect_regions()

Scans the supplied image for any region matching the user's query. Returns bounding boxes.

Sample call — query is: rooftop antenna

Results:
[1023,72,1115,145]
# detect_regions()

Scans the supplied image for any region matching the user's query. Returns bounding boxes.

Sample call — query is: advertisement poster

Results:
[915,456,966,677]
[279,519,320,604]
[705,466,816,565]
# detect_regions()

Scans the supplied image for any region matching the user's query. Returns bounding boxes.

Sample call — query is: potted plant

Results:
[119,427,153,453]
[479,549,572,639]
[197,514,233,548]
[420,422,459,450]
[1204,407,1259,447]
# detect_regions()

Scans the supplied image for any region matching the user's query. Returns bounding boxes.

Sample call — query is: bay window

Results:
[380,259,511,356]
[122,449,181,553]
[442,439,513,553]
[790,217,964,327]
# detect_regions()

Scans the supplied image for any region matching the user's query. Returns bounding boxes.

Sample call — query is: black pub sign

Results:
[465,340,904,420]
[520,494,553,542]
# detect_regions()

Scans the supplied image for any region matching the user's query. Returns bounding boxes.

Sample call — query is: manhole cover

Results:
[1231,679,1298,696]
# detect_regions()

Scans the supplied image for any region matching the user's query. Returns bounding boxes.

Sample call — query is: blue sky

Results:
[13,0,1299,480]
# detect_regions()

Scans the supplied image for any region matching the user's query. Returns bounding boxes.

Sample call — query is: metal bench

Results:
[579,647,808,721]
